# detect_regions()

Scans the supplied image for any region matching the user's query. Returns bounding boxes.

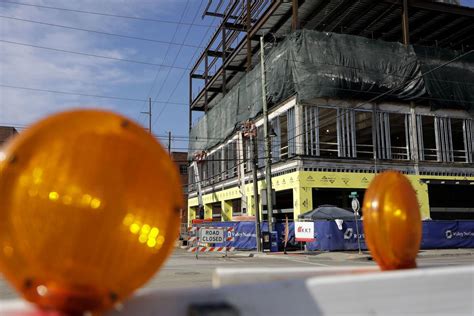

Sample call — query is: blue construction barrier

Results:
[306,220,474,251]
[306,221,366,251]
[193,220,474,251]
[420,220,474,249]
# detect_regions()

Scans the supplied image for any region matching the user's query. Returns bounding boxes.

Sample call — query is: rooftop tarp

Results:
[189,30,474,155]
[414,45,474,111]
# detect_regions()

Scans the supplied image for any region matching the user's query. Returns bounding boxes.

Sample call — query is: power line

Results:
[0,15,204,49]
[0,0,214,27]
[151,0,211,126]
[0,39,191,70]
[0,84,187,105]
[151,0,201,101]
[139,0,193,125]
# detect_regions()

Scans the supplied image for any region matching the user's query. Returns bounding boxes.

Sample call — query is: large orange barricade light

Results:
[0,110,183,314]
[362,171,422,270]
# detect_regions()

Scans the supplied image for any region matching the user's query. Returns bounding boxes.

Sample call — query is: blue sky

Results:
[0,0,473,151]
[462,0,474,6]
[0,0,217,151]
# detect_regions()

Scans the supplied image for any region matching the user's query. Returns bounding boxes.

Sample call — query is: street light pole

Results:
[260,35,274,233]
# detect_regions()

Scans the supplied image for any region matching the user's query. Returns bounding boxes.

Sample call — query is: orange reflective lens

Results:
[362,171,422,270]
[0,110,183,313]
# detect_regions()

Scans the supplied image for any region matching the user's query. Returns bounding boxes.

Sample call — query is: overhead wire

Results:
[0,15,205,49]
[0,39,192,70]
[150,0,204,114]
[150,0,216,128]
[2,17,472,163]
[0,84,187,105]
[138,0,192,124]
[0,0,214,27]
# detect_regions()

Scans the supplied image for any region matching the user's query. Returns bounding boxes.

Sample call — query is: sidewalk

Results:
[232,248,474,261]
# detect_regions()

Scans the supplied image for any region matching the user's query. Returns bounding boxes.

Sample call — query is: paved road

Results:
[1,248,473,300]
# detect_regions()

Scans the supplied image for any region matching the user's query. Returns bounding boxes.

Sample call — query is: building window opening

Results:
[428,183,474,220]
[242,136,250,173]
[389,113,410,160]
[421,116,437,161]
[212,203,222,221]
[303,106,319,156]
[179,164,187,175]
[319,108,338,158]
[231,199,242,216]
[271,117,281,163]
[279,113,288,160]
[355,111,373,159]
[451,119,467,162]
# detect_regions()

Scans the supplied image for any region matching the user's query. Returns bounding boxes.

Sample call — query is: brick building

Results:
[0,126,18,147]
[171,151,189,228]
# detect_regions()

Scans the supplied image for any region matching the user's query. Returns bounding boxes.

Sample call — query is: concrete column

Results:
[295,101,304,155]
[221,200,233,222]
[204,204,212,220]
[293,186,313,218]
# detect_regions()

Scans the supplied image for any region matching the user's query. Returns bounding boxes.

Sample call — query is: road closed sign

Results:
[200,228,225,243]
[295,221,315,242]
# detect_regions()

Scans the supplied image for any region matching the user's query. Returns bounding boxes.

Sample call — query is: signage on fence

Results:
[199,228,225,243]
[295,221,315,242]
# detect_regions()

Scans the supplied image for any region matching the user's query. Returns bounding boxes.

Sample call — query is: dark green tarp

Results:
[189,30,473,155]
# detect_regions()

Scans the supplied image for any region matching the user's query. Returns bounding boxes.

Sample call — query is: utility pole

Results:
[168,131,171,154]
[141,97,152,134]
[260,35,274,233]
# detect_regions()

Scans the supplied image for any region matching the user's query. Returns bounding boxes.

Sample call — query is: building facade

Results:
[187,0,474,225]
[188,95,473,223]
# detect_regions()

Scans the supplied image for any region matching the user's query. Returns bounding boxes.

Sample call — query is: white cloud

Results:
[0,0,172,126]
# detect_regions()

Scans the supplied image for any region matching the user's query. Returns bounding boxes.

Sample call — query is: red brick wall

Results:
[0,127,18,147]
[171,152,189,227]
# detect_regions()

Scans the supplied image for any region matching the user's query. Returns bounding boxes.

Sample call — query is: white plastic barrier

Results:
[1,265,473,315]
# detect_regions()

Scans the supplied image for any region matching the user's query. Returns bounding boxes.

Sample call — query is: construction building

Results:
[187,0,474,224]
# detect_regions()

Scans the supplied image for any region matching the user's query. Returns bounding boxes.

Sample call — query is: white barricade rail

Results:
[2,265,473,315]
[187,246,236,253]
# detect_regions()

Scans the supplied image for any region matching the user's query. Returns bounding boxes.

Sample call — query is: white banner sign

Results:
[200,228,225,243]
[295,221,315,242]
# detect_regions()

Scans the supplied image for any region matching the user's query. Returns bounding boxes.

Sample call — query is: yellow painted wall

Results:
[293,186,313,218]
[188,170,474,222]
[188,206,196,223]
[222,200,232,221]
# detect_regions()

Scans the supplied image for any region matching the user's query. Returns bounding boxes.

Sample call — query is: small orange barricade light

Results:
[0,110,183,314]
[362,171,422,270]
